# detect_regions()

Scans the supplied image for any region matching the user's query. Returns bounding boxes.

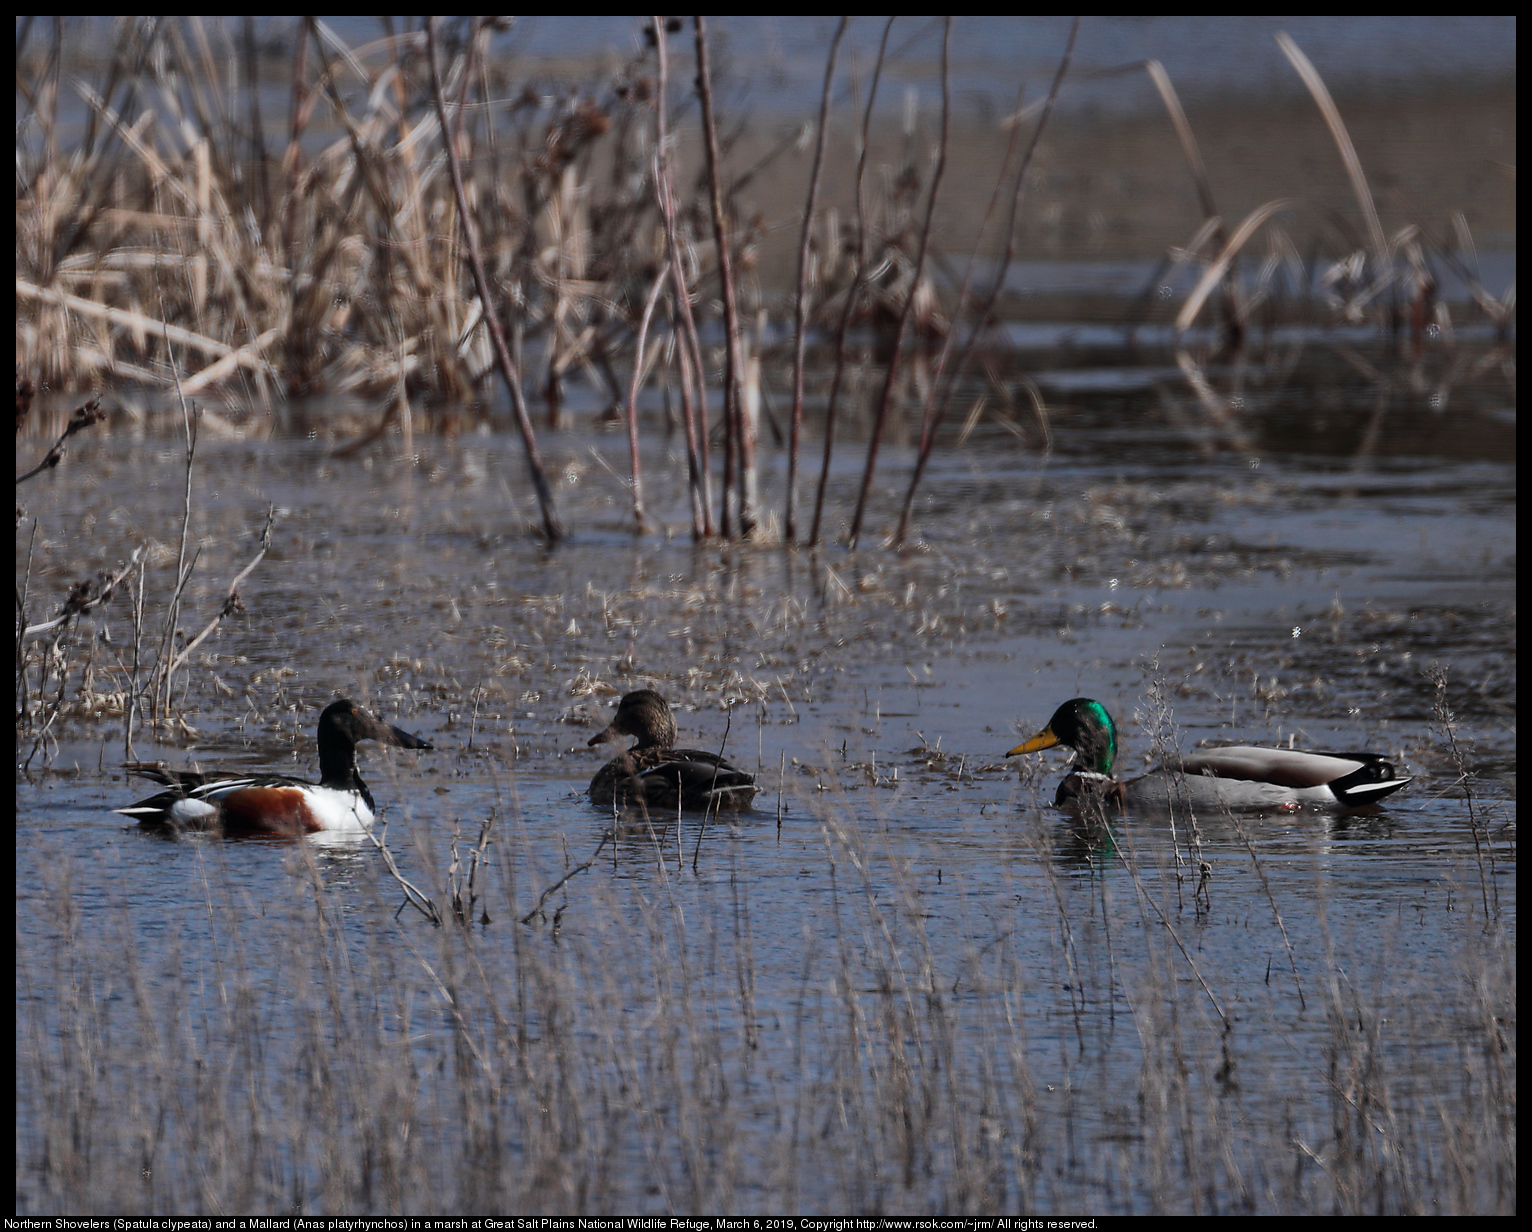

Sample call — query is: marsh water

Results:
[15,334,1516,1213]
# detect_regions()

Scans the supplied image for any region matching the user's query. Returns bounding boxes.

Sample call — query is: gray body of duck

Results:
[1009,698,1411,811]
[588,689,758,811]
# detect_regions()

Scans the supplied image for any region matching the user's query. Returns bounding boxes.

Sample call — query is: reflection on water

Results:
[14,336,1514,1213]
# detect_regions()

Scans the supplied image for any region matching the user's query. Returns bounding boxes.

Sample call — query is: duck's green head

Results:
[1007,698,1118,777]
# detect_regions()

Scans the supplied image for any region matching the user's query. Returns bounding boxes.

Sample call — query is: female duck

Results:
[588,689,757,812]
[1008,697,1410,811]
[116,698,433,836]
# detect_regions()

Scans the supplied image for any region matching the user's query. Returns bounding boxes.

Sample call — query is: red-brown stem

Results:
[426,18,562,542]
[847,17,951,550]
[787,18,846,543]
[670,303,708,536]
[894,17,1078,547]
[677,280,716,536]
[694,16,755,538]
[809,17,894,547]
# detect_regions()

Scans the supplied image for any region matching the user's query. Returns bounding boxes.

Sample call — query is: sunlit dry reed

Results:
[15,18,1514,546]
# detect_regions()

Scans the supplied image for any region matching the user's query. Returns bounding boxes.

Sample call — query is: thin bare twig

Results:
[694,16,756,538]
[450,814,497,925]
[426,17,562,543]
[1429,665,1497,923]
[1145,59,1244,351]
[894,17,1079,546]
[692,705,735,874]
[164,506,276,676]
[652,18,713,538]
[622,265,672,533]
[15,397,107,484]
[365,820,442,925]
[810,17,894,547]
[22,547,143,638]
[15,518,39,723]
[154,341,199,727]
[848,17,952,549]
[521,830,614,926]
[1276,32,1387,262]
[786,18,846,542]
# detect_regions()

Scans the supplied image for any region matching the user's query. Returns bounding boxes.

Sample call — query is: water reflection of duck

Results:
[116,699,433,835]
[1008,698,1411,811]
[588,689,757,812]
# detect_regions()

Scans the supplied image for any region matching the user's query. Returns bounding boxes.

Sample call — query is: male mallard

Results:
[1008,698,1410,811]
[588,689,758,812]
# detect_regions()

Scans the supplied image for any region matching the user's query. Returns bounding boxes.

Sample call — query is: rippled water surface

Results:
[15,342,1515,1213]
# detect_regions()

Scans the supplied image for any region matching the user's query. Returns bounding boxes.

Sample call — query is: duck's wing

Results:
[1178,746,1411,806]
[116,766,324,831]
[641,751,758,807]
[665,747,748,769]
[124,762,218,791]
[118,763,255,826]
[590,747,758,810]
[123,762,311,797]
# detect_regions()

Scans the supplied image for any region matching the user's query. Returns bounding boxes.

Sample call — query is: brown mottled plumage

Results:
[588,689,757,811]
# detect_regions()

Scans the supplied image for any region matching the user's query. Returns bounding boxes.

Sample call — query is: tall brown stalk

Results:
[786,18,847,543]
[652,17,713,539]
[893,17,1078,546]
[670,307,710,536]
[809,17,894,547]
[694,16,755,539]
[155,343,199,727]
[847,17,951,550]
[426,18,562,543]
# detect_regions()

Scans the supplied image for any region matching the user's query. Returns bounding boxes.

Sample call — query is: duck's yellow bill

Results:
[1007,726,1061,757]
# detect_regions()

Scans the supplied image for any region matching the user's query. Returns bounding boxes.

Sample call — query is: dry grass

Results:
[15,773,1515,1213]
[17,19,1513,546]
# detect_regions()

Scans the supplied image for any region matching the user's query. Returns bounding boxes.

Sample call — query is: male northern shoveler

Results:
[587,689,757,811]
[1008,697,1411,811]
[116,698,433,835]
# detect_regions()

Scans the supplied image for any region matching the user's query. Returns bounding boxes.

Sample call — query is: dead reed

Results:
[19,20,1508,548]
